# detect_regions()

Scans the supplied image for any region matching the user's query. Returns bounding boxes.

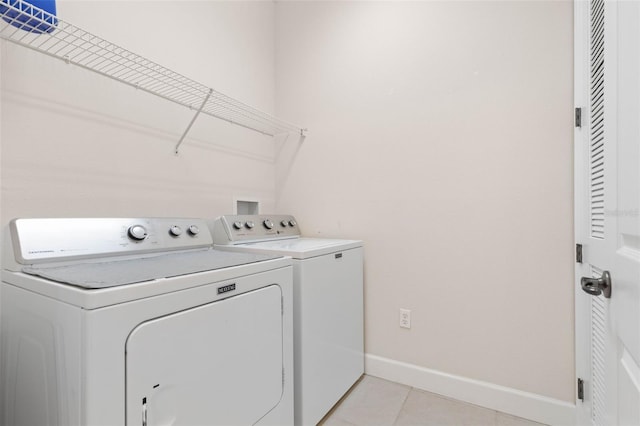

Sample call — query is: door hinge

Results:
[576,244,583,263]
[575,107,582,128]
[577,378,584,401]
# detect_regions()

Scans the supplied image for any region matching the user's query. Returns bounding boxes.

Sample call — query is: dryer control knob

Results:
[128,225,148,241]
[233,221,244,230]
[187,225,200,236]
[280,220,288,227]
[263,219,274,229]
[245,221,255,229]
[288,219,297,227]
[169,225,182,237]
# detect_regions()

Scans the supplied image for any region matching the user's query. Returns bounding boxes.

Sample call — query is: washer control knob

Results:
[187,225,200,236]
[233,221,244,230]
[288,219,297,227]
[128,225,148,241]
[280,220,288,227]
[263,219,274,229]
[245,221,255,229]
[169,225,183,237]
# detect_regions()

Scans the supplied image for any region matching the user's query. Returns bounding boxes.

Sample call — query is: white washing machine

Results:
[211,215,363,426]
[0,217,294,426]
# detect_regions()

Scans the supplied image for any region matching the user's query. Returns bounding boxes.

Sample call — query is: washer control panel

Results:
[212,214,300,244]
[9,217,214,265]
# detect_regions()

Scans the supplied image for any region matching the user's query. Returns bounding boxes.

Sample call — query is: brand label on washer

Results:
[217,283,236,294]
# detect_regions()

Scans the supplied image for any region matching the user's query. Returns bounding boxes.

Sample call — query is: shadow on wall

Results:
[275,131,306,196]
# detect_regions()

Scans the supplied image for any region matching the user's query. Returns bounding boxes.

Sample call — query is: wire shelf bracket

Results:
[0,0,308,153]
[175,88,213,155]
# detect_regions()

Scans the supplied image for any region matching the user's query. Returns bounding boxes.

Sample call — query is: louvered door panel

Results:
[576,1,640,425]
[588,1,608,423]
[590,0,605,239]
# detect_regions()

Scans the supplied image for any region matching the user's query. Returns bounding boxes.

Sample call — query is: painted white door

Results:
[575,1,640,425]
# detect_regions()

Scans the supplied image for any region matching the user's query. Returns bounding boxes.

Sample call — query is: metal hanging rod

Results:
[0,0,307,153]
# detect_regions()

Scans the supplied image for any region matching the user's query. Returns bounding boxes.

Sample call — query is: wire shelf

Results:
[0,0,306,152]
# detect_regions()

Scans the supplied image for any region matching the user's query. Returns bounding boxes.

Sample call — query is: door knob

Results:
[581,270,612,298]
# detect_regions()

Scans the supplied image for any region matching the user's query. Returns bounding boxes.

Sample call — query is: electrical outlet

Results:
[400,308,411,329]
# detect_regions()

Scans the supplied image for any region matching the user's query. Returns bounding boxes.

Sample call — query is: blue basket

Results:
[0,0,57,34]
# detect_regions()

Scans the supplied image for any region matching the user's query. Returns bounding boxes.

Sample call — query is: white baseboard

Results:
[365,354,576,426]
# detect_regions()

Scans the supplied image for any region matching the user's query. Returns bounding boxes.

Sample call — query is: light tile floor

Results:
[320,375,547,426]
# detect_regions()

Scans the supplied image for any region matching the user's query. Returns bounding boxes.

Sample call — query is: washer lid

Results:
[232,238,362,259]
[21,249,282,289]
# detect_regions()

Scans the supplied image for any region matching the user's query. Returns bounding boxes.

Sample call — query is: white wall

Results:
[274,0,575,407]
[1,0,277,225]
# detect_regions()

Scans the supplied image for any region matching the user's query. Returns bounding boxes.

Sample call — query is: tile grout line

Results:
[493,408,500,426]
[389,385,413,426]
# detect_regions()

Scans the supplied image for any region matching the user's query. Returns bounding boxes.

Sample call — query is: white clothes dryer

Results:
[0,217,294,426]
[211,215,364,426]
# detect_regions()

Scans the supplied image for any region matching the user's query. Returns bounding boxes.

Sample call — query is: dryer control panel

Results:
[7,217,213,266]
[212,215,300,244]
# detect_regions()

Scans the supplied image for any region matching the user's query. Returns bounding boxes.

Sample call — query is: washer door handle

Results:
[581,270,612,298]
